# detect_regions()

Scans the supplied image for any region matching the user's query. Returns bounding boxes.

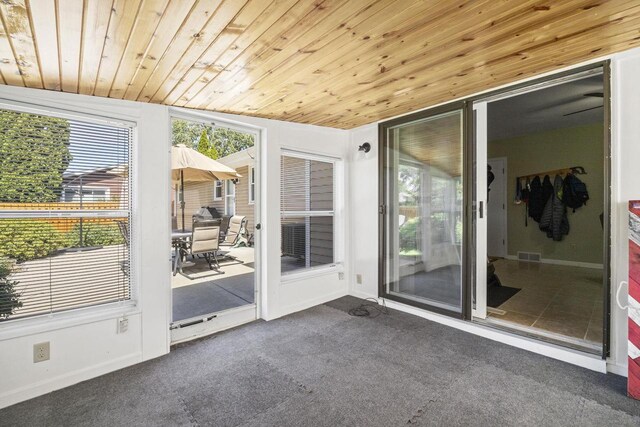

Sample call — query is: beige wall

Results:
[172,181,223,230]
[235,165,255,234]
[172,165,255,234]
[488,123,604,265]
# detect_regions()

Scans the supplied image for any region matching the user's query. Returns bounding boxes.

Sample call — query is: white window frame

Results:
[280,149,340,279]
[225,180,236,216]
[63,186,111,203]
[213,180,223,201]
[0,101,137,333]
[248,165,255,205]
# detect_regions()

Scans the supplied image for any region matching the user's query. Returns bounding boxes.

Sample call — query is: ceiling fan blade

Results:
[584,92,604,98]
[563,105,603,116]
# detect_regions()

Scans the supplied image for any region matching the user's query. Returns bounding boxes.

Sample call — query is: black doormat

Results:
[487,286,520,308]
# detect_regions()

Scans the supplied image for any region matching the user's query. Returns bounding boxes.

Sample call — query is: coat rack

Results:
[517,166,587,181]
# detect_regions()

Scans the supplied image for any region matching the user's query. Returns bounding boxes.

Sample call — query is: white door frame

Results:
[168,109,262,342]
[487,156,507,258]
[473,102,488,320]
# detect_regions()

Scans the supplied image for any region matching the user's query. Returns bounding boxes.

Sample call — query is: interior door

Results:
[380,105,466,317]
[473,102,488,319]
[487,157,506,258]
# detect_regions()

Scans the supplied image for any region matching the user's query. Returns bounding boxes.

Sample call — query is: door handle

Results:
[479,201,484,219]
[616,281,628,310]
[255,223,261,230]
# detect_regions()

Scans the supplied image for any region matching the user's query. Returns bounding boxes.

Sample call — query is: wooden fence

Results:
[0,202,122,232]
[399,205,418,220]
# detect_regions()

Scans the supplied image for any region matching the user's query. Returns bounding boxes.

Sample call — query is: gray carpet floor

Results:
[2,296,639,426]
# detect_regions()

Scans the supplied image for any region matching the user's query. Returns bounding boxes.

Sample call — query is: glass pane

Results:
[385,110,463,313]
[280,156,334,213]
[281,216,334,274]
[0,217,130,321]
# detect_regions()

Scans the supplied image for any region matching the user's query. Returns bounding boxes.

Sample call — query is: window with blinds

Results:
[0,107,132,322]
[280,152,335,275]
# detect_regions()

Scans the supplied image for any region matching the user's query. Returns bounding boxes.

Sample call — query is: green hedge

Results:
[65,222,124,248]
[0,259,21,320]
[0,219,68,262]
[0,220,125,263]
[399,217,421,253]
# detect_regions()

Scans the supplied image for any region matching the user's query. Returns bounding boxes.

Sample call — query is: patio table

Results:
[172,230,191,276]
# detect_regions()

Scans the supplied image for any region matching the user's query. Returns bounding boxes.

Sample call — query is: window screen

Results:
[0,107,132,322]
[280,153,334,274]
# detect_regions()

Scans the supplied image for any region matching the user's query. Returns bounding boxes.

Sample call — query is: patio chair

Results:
[115,220,130,276]
[217,215,248,264]
[221,215,248,248]
[179,225,222,274]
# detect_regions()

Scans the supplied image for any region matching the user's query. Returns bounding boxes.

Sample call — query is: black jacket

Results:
[539,175,570,241]
[528,176,545,222]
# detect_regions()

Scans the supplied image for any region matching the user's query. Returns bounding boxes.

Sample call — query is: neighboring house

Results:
[174,147,256,234]
[61,165,128,207]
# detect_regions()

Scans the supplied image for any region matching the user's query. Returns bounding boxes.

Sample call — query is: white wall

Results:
[0,86,171,408]
[0,88,350,408]
[348,47,640,376]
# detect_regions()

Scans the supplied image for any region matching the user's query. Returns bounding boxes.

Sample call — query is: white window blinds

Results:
[280,152,334,274]
[0,107,132,322]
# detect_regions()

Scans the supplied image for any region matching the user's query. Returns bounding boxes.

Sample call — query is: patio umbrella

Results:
[171,144,241,231]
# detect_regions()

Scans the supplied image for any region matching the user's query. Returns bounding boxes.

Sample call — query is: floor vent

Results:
[517,251,541,262]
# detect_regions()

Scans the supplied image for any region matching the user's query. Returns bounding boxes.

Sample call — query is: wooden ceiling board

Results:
[187,0,387,110]
[396,112,463,177]
[164,0,301,107]
[139,0,246,103]
[93,0,142,97]
[276,0,623,123]
[0,0,638,129]
[0,0,42,89]
[338,7,640,127]
[57,0,84,93]
[78,0,113,95]
[29,0,61,91]
[173,0,327,108]
[204,0,435,112]
[108,0,172,99]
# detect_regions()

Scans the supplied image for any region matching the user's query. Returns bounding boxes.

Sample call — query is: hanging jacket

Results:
[539,174,570,241]
[523,177,531,226]
[541,175,553,208]
[514,177,522,204]
[527,176,544,222]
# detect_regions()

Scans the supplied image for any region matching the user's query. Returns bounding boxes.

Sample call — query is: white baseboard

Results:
[278,289,348,319]
[504,255,603,269]
[0,353,142,410]
[380,298,607,373]
[348,288,378,300]
[607,360,628,377]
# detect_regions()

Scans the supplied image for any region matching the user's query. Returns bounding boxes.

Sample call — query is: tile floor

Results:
[487,259,603,346]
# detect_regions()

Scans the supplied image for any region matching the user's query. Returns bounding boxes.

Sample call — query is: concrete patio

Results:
[172,246,255,322]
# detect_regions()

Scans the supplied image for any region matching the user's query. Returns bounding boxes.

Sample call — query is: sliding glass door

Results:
[380,105,466,316]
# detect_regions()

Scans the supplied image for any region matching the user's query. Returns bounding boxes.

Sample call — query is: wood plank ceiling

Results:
[0,0,638,129]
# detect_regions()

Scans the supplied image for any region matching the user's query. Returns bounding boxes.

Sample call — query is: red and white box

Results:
[628,200,640,399]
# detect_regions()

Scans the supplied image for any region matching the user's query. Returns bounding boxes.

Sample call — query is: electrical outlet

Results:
[33,342,50,363]
[117,316,129,334]
[338,272,344,280]
[356,274,363,285]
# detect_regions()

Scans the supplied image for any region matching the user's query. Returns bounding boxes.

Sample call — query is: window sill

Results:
[281,263,344,284]
[0,302,140,341]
